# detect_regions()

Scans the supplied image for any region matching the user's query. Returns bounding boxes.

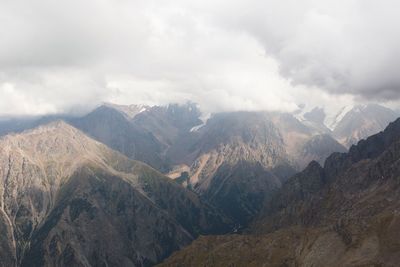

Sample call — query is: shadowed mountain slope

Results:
[70,105,168,171]
[132,103,202,147]
[165,111,346,225]
[333,104,398,147]
[0,121,231,267]
[159,118,400,267]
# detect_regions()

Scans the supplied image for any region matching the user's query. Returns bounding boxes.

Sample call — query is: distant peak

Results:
[102,102,151,119]
[325,105,354,130]
[303,107,326,124]
[43,119,71,128]
[14,120,84,139]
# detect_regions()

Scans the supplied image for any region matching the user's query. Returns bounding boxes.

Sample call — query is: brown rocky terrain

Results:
[0,121,231,266]
[132,102,202,148]
[0,105,349,231]
[333,104,398,148]
[165,111,345,226]
[296,134,347,167]
[70,105,168,171]
[159,118,400,267]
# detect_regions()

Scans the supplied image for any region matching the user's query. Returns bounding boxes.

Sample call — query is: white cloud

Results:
[0,83,56,115]
[0,0,398,116]
[195,0,400,100]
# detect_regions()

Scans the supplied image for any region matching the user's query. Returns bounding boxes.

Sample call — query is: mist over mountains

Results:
[2,0,400,266]
[0,100,400,266]
[161,114,400,267]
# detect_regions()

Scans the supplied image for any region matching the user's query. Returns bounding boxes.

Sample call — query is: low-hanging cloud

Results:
[0,0,398,116]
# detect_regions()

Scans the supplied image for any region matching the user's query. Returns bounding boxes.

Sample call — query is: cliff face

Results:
[201,160,281,226]
[296,134,347,167]
[70,105,168,171]
[332,104,398,148]
[0,121,231,267]
[167,112,295,226]
[132,103,202,147]
[159,118,400,267]
[187,112,292,186]
[160,111,346,226]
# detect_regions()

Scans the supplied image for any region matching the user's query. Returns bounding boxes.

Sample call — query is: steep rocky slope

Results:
[0,121,231,267]
[0,104,346,174]
[132,102,202,147]
[166,112,295,225]
[201,160,281,226]
[103,103,150,119]
[294,106,331,134]
[165,111,346,225]
[160,118,400,267]
[70,105,167,171]
[296,134,347,166]
[0,105,347,229]
[258,116,400,232]
[69,102,202,172]
[333,104,398,147]
[186,112,294,187]
[0,103,202,174]
[167,111,333,187]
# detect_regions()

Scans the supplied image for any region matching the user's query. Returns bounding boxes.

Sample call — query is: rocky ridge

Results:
[0,121,231,266]
[159,118,400,267]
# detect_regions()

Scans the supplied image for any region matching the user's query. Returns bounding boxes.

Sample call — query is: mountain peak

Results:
[0,121,232,266]
[303,107,326,124]
[1,120,83,141]
[0,120,110,176]
[31,119,77,132]
[332,104,398,147]
[102,102,151,119]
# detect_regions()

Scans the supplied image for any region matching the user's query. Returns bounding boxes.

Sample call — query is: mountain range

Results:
[159,116,400,267]
[0,102,399,266]
[0,121,231,266]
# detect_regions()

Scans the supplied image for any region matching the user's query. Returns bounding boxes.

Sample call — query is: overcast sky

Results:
[0,0,399,116]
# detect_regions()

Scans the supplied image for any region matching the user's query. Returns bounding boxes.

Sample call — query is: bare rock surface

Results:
[159,118,400,267]
[0,121,231,266]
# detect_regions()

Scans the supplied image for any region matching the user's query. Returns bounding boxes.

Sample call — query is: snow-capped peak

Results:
[103,102,150,119]
[325,105,354,131]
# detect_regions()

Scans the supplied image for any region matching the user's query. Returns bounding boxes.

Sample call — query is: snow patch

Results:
[190,112,211,132]
[325,105,354,130]
[190,123,205,132]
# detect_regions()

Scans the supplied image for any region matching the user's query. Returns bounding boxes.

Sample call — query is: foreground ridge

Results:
[0,121,231,266]
[159,118,400,267]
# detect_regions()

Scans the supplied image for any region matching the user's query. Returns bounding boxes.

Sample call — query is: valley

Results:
[0,102,399,266]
